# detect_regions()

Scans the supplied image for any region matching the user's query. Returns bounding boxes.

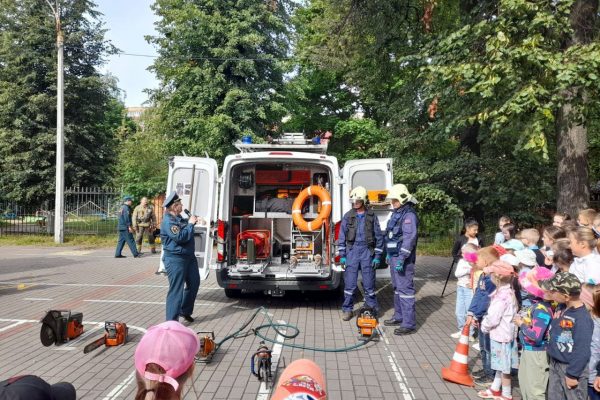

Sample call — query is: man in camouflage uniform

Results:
[132,197,157,254]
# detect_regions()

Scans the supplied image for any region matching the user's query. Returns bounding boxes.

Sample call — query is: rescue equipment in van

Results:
[291,185,331,232]
[237,230,271,260]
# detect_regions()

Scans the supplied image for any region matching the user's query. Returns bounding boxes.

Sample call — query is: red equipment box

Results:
[255,170,311,186]
[236,230,271,260]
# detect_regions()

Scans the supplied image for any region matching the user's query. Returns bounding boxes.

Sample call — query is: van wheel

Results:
[224,288,242,298]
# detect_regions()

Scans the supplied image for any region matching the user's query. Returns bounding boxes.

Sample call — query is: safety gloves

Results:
[340,257,347,270]
[395,259,404,272]
[371,256,380,270]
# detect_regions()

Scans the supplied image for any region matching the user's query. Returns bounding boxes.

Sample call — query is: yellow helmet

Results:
[349,186,368,203]
[386,184,412,205]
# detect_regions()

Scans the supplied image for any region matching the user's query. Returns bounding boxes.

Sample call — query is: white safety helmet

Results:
[349,186,368,203]
[386,184,414,205]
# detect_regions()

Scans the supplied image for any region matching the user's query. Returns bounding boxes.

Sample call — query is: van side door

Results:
[160,157,219,280]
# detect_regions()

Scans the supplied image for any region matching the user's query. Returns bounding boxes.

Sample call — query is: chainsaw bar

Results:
[83,336,105,354]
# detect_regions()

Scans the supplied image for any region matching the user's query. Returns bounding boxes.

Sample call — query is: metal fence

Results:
[0,187,123,236]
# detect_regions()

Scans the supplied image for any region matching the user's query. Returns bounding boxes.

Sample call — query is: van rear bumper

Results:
[215,269,343,292]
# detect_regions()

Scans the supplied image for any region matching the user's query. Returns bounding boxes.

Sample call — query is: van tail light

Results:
[334,221,341,263]
[217,219,227,262]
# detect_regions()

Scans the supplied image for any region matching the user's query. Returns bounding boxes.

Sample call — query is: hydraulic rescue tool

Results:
[250,341,272,385]
[40,310,84,346]
[83,321,128,354]
[356,306,379,341]
[195,331,217,363]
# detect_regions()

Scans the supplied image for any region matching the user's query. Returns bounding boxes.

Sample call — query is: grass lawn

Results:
[417,235,454,257]
[0,234,118,248]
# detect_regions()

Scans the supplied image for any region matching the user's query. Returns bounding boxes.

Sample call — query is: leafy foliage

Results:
[147,0,293,162]
[115,109,170,199]
[0,0,120,205]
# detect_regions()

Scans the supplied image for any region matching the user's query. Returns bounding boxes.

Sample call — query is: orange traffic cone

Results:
[441,322,474,386]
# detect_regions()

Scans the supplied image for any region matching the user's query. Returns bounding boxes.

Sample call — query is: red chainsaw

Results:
[83,321,128,354]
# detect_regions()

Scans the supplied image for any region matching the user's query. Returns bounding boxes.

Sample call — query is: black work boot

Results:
[383,319,402,326]
[181,314,194,323]
[394,327,416,335]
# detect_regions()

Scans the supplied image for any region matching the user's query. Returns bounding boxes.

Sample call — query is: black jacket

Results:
[451,234,485,261]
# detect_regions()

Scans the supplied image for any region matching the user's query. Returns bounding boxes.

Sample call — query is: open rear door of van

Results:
[341,158,393,213]
[341,158,394,278]
[163,157,219,281]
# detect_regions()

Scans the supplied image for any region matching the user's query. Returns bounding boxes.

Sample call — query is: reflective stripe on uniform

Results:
[344,290,354,296]
[374,248,383,252]
[400,248,411,254]
[399,295,415,299]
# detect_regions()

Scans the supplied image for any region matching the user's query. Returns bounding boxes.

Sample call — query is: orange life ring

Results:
[292,185,332,232]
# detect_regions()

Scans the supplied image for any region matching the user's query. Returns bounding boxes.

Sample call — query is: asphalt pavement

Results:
[0,246,522,399]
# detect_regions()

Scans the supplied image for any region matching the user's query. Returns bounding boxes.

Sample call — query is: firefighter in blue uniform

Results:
[338,186,384,321]
[114,196,141,258]
[160,191,200,322]
[383,184,419,335]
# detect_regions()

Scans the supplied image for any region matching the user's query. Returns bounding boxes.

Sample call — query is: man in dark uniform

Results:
[115,196,141,258]
[338,186,384,321]
[160,191,200,322]
[383,184,419,335]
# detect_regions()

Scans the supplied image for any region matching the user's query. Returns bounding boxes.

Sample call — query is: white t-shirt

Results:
[454,259,472,288]
[570,252,600,285]
[467,237,479,246]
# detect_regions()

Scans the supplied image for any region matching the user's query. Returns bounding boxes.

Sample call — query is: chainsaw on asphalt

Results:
[40,310,84,346]
[83,321,128,354]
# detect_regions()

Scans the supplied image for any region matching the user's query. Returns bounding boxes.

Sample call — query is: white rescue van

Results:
[161,133,393,297]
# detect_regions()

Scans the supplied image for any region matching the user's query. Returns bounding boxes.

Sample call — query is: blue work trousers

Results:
[390,256,416,329]
[342,244,378,313]
[165,255,200,321]
[115,230,139,257]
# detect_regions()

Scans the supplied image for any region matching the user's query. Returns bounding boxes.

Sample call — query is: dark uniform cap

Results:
[0,375,76,400]
[163,191,181,208]
[123,195,133,202]
[540,271,582,295]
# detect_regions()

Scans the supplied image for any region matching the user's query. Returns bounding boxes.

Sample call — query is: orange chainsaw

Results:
[83,321,128,354]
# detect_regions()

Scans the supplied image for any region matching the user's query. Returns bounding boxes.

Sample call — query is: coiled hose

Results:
[214,306,375,353]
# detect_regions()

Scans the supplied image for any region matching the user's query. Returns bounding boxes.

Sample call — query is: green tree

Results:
[115,109,170,199]
[147,0,292,162]
[0,0,120,205]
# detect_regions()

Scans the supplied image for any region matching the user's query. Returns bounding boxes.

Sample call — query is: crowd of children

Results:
[451,210,600,400]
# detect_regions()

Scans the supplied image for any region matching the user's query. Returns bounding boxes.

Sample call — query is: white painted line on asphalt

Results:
[0,281,169,288]
[0,321,28,333]
[379,327,415,400]
[24,297,53,301]
[102,371,136,400]
[83,299,213,306]
[0,281,222,290]
[256,320,286,400]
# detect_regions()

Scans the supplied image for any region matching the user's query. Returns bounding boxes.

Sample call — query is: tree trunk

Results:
[555,0,598,216]
[556,98,589,217]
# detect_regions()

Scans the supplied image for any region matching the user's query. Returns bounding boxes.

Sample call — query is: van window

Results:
[352,170,386,190]
[172,167,210,217]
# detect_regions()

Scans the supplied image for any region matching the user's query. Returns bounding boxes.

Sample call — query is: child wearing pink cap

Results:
[477,260,519,400]
[514,267,555,400]
[134,321,200,400]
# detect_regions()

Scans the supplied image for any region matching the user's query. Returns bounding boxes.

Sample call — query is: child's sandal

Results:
[477,388,501,399]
